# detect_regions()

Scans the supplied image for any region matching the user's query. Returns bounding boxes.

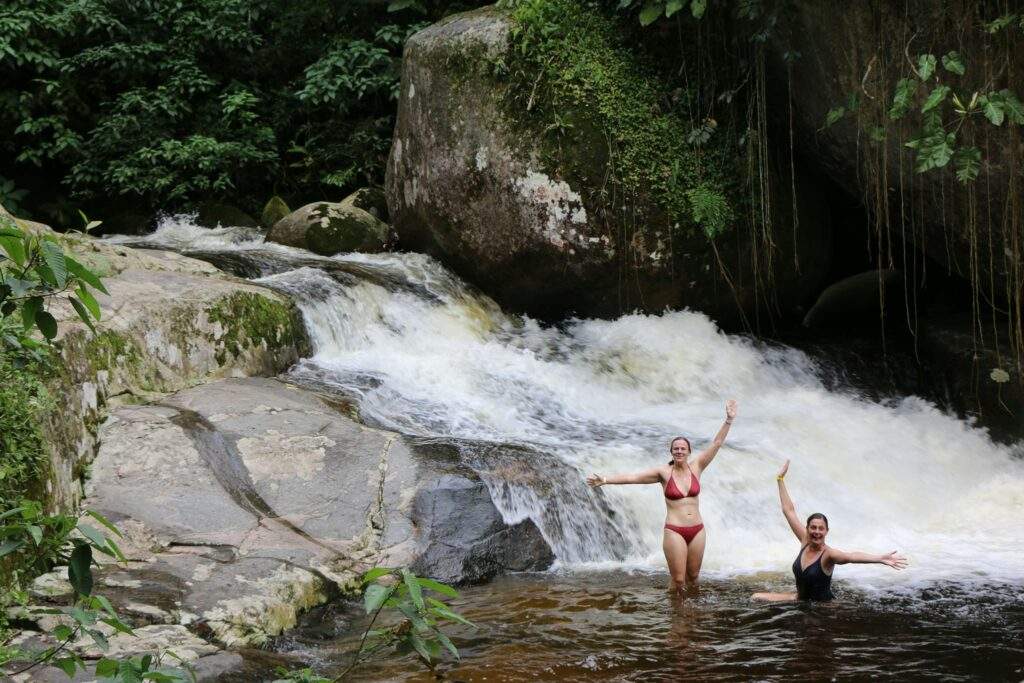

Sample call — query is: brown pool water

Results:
[268,570,1024,682]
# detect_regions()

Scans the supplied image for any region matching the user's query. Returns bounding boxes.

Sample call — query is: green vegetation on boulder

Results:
[0,351,50,509]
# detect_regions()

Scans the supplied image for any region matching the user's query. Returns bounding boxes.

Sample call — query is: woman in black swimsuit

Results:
[752,460,908,602]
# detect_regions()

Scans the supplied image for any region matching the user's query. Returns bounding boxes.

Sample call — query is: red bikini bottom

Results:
[664,523,704,543]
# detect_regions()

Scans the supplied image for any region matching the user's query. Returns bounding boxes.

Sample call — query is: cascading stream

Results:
[111,217,1024,594]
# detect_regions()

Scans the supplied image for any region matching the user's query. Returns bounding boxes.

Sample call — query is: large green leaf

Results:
[823,107,845,128]
[40,239,67,288]
[664,0,684,17]
[68,543,94,597]
[364,583,391,614]
[416,577,458,598]
[690,0,706,18]
[954,146,982,183]
[402,568,424,610]
[408,632,432,662]
[35,309,58,339]
[999,89,1024,124]
[942,51,965,76]
[889,78,918,119]
[361,567,394,583]
[0,235,26,266]
[69,297,96,333]
[66,256,109,295]
[980,94,1005,125]
[0,539,25,558]
[917,53,936,80]
[21,296,42,331]
[638,1,663,25]
[921,85,951,113]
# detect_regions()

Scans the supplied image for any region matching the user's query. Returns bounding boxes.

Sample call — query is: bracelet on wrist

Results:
[776,475,785,481]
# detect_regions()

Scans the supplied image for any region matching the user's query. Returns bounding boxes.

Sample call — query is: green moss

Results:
[0,350,52,510]
[83,330,142,371]
[500,0,737,238]
[206,292,308,363]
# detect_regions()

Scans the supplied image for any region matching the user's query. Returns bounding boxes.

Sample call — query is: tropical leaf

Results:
[638,1,663,25]
[40,240,67,288]
[942,51,965,76]
[917,53,936,80]
[889,78,919,119]
[65,256,109,295]
[921,85,951,113]
[979,93,1005,125]
[690,0,706,18]
[68,543,94,597]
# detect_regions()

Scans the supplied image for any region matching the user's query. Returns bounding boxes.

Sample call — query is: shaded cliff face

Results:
[386,5,830,324]
[771,1,1023,299]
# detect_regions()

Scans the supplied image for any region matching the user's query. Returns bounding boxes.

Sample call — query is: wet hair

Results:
[667,436,692,465]
[806,513,829,530]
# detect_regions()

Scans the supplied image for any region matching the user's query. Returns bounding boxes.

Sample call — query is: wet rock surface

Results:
[8,377,553,679]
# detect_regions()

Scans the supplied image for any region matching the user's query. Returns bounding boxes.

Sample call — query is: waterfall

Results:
[111,217,1024,593]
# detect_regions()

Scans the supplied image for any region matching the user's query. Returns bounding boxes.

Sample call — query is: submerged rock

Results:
[266,199,389,256]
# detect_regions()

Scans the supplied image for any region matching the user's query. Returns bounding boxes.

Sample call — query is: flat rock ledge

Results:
[7,377,553,680]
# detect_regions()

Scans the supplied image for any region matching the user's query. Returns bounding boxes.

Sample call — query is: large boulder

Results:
[266,198,389,256]
[195,201,258,229]
[386,6,830,322]
[52,377,553,650]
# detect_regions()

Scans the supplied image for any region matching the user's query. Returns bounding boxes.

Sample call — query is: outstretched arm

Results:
[776,460,806,543]
[827,549,908,570]
[587,467,662,487]
[694,400,737,472]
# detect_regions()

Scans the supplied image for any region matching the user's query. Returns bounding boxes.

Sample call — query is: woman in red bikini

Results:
[586,400,737,592]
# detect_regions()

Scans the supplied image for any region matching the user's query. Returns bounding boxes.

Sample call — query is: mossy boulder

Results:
[386,4,829,322]
[195,201,258,229]
[2,222,309,513]
[266,200,389,256]
[344,187,389,222]
[260,196,291,230]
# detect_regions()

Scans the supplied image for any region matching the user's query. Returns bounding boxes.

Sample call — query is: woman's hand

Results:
[777,459,790,479]
[881,551,908,570]
[725,399,738,422]
[586,473,606,488]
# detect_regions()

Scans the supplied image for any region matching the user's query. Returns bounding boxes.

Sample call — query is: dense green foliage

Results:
[0,214,107,511]
[0,0,483,223]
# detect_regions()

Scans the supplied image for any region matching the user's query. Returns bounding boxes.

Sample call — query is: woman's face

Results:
[806,518,829,545]
[670,438,691,462]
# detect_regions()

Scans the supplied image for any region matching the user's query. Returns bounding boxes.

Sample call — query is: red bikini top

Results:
[664,464,700,500]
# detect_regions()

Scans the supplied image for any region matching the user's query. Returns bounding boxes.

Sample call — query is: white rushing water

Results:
[118,217,1024,594]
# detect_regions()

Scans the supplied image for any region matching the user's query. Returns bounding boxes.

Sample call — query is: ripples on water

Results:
[272,572,1024,681]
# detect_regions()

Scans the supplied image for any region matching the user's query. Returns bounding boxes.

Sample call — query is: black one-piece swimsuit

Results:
[792,545,835,601]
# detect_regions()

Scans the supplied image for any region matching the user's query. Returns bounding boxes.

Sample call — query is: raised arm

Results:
[693,400,737,472]
[826,548,908,570]
[586,466,663,487]
[776,460,806,543]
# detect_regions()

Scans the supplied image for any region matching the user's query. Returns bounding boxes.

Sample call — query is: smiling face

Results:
[806,514,829,545]
[669,437,691,464]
